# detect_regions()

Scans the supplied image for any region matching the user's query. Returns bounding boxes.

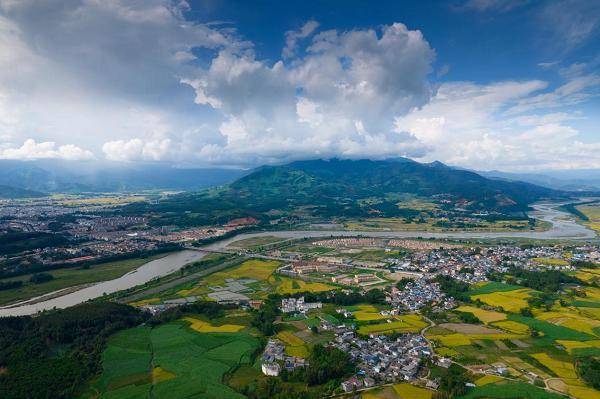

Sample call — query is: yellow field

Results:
[577,270,600,283]
[129,297,161,307]
[568,385,600,399]
[392,383,433,399]
[276,331,305,346]
[531,353,579,380]
[531,257,569,266]
[273,276,335,295]
[456,306,506,324]
[353,305,389,321]
[583,287,600,301]
[577,204,600,233]
[203,259,280,287]
[60,196,146,206]
[580,307,600,322]
[428,329,522,347]
[358,315,428,335]
[183,317,244,333]
[285,345,310,358]
[492,320,530,334]
[152,367,176,384]
[276,331,309,358]
[429,333,471,347]
[471,289,533,312]
[436,347,459,357]
[225,259,280,280]
[556,340,600,354]
[475,375,503,386]
[535,310,600,336]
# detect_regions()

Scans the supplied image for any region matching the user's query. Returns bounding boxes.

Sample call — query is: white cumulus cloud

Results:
[0,139,94,160]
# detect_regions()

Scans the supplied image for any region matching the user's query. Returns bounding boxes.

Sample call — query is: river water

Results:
[0,202,595,317]
[0,250,207,317]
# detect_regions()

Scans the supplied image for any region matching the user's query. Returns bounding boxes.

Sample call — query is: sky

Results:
[0,0,598,171]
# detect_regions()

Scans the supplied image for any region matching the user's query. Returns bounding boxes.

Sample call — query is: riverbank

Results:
[0,201,595,317]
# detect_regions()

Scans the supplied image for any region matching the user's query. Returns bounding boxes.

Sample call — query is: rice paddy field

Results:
[268,274,336,295]
[434,274,600,399]
[276,330,310,358]
[458,381,563,399]
[83,320,260,399]
[183,316,245,333]
[361,383,433,399]
[357,314,428,335]
[456,306,507,324]
[204,259,281,283]
[471,288,534,313]
[576,203,600,233]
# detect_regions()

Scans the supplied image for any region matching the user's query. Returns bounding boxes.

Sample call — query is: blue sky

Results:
[0,0,598,170]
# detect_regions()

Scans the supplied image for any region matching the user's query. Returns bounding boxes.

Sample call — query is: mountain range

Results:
[124,158,569,226]
[0,160,247,197]
[479,169,600,191]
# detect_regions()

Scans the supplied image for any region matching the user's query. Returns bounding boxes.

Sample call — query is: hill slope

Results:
[128,158,566,226]
[0,184,45,199]
[231,159,560,210]
[0,160,247,193]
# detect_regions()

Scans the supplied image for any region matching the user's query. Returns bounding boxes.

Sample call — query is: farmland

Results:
[84,320,259,399]
[576,203,600,233]
[471,288,534,313]
[357,314,428,335]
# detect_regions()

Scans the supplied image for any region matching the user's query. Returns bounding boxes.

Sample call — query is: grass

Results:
[0,254,167,305]
[183,317,245,333]
[202,259,281,287]
[86,320,259,399]
[456,306,507,324]
[152,367,176,384]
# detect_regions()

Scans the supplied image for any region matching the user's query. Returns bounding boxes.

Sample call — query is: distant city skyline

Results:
[0,0,598,171]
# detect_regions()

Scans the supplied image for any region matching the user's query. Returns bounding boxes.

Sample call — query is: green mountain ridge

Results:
[0,184,45,199]
[128,158,567,226]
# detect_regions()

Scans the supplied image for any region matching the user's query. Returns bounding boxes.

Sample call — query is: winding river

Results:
[0,201,596,317]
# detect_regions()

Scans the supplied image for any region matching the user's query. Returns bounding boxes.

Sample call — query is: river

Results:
[0,250,207,317]
[0,201,596,317]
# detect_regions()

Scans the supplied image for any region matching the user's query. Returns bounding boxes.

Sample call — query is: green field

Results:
[508,314,595,341]
[459,381,563,399]
[468,282,523,296]
[0,254,167,305]
[84,320,260,398]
